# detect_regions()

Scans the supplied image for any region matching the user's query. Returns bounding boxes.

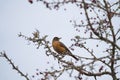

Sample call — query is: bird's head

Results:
[53,37,61,41]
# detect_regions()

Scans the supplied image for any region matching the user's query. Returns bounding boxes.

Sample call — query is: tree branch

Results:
[82,0,120,50]
[0,51,30,80]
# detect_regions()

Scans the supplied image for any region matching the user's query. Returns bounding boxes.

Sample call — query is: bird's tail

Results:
[70,54,79,61]
[66,50,79,61]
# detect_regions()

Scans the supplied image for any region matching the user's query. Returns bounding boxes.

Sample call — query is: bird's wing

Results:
[59,42,79,60]
[59,42,71,53]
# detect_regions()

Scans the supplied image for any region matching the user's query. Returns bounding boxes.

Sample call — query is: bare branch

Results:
[0,51,30,80]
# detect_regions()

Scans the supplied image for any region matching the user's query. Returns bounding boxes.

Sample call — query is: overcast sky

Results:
[0,0,119,80]
[0,0,81,80]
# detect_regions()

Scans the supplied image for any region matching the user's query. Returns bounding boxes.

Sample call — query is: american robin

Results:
[52,37,79,60]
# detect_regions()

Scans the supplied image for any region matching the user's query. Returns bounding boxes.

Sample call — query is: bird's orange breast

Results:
[52,41,66,54]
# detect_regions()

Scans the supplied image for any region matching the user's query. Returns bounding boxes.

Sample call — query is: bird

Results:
[52,37,79,61]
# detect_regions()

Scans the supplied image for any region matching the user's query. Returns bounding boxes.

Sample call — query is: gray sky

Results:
[0,0,81,80]
[0,0,119,80]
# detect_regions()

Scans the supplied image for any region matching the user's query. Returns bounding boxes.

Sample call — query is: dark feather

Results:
[59,42,79,60]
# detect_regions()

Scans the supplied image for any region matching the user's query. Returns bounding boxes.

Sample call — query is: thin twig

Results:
[0,51,30,80]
